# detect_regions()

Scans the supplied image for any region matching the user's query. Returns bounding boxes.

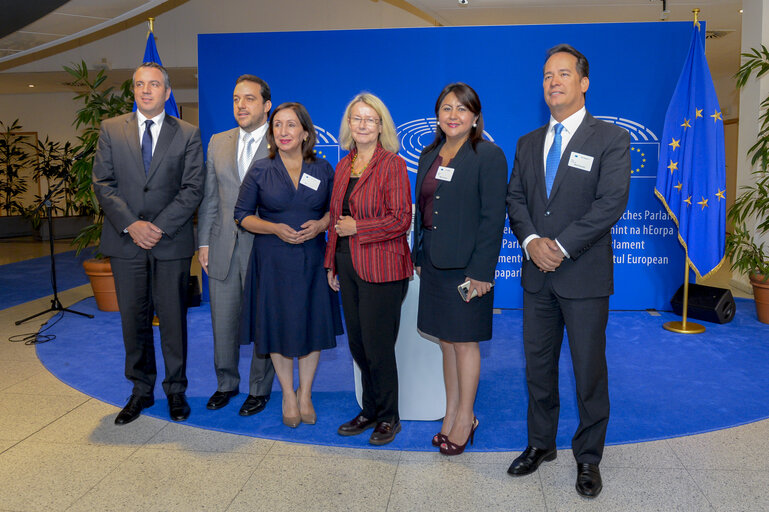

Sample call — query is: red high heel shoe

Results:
[432,432,448,447]
[440,417,479,456]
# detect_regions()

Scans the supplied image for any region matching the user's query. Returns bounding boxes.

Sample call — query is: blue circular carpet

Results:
[37,297,769,451]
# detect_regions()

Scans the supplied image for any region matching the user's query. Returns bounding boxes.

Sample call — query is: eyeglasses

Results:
[350,116,380,127]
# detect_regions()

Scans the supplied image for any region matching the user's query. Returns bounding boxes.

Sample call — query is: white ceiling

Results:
[0,0,744,115]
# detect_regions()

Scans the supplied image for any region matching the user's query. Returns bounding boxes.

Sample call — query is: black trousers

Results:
[335,252,407,423]
[111,253,191,398]
[523,278,610,465]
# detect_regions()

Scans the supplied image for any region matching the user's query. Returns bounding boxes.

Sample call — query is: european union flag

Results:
[134,30,180,118]
[655,24,726,278]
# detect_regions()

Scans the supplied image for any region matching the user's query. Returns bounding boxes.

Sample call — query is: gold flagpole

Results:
[664,252,705,334]
[148,17,155,34]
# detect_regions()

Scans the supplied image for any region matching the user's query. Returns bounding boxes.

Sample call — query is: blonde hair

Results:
[338,93,400,154]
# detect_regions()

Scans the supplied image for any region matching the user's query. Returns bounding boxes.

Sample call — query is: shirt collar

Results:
[137,109,166,128]
[240,121,268,143]
[548,106,586,135]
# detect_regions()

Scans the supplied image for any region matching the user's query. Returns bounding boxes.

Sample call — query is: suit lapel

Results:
[416,145,440,198]
[122,113,144,177]
[147,115,178,179]
[531,125,548,204]
[225,128,240,182]
[548,113,596,202]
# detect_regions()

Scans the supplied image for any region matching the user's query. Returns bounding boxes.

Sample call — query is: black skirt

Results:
[417,230,494,342]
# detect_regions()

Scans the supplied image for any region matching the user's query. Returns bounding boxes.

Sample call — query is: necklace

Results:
[350,151,371,178]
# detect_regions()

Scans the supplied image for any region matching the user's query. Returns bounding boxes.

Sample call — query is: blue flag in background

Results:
[655,24,726,278]
[134,31,180,118]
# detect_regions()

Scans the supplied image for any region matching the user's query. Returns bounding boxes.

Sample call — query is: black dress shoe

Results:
[507,446,557,476]
[239,395,269,416]
[576,463,602,498]
[115,395,154,425]
[206,390,238,410]
[337,413,376,436]
[168,393,191,421]
[369,420,401,445]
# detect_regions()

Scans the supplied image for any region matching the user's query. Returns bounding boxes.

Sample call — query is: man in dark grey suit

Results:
[93,63,204,425]
[506,44,630,498]
[197,75,275,415]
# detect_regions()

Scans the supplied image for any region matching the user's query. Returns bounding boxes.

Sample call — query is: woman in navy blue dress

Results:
[234,102,342,428]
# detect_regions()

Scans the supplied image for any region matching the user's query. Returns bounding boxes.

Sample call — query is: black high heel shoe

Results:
[432,432,448,447]
[440,417,479,456]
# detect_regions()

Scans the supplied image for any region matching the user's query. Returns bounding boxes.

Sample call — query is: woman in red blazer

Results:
[324,92,412,446]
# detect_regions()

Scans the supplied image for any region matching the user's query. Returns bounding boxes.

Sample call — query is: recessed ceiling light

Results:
[27,84,34,88]
[739,9,743,14]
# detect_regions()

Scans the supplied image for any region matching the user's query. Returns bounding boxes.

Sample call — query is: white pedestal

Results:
[353,274,446,421]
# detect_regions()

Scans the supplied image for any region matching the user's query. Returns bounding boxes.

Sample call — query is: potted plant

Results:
[26,136,96,240]
[728,46,769,324]
[0,119,34,237]
[66,61,134,311]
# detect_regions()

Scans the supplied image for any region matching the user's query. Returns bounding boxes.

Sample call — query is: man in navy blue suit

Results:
[506,44,631,498]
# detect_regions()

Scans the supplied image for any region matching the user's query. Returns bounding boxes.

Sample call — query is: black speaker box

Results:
[670,283,735,324]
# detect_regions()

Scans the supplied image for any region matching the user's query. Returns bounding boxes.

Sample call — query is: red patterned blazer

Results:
[324,144,413,283]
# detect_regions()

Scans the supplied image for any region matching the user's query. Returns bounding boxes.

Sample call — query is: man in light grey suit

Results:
[198,75,275,415]
[93,63,204,425]
[506,45,630,498]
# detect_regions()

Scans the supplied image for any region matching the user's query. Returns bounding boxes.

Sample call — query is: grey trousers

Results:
[208,236,274,397]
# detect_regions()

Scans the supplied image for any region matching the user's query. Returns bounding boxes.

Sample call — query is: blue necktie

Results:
[141,119,154,176]
[545,123,563,198]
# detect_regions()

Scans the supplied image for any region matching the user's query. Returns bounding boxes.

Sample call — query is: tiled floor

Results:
[0,240,766,511]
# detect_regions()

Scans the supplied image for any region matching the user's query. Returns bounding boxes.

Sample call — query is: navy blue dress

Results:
[234,156,343,357]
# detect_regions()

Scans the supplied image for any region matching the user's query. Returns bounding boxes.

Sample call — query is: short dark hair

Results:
[545,44,589,79]
[134,62,170,89]
[423,82,484,154]
[236,74,271,103]
[267,102,317,162]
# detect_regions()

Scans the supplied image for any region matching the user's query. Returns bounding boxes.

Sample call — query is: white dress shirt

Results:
[522,106,587,260]
[136,110,165,154]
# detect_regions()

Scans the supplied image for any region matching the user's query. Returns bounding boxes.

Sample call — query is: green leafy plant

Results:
[0,119,32,216]
[728,46,769,281]
[25,137,97,228]
[64,60,133,255]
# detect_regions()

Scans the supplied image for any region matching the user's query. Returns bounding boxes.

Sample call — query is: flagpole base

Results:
[663,320,705,334]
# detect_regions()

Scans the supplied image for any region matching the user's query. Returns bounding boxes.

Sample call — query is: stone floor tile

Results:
[689,469,769,512]
[227,454,398,512]
[0,392,88,441]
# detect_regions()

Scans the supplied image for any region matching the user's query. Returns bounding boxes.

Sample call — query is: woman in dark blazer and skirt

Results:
[325,92,413,445]
[413,83,508,455]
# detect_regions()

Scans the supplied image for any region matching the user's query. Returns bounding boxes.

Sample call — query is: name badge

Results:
[299,173,320,191]
[568,152,594,172]
[435,166,455,181]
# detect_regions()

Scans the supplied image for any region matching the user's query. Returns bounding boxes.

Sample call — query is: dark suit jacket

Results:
[324,144,413,283]
[93,112,205,260]
[198,127,267,280]
[506,112,630,298]
[413,139,509,283]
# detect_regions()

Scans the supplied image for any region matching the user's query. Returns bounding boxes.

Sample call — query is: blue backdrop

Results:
[198,22,700,310]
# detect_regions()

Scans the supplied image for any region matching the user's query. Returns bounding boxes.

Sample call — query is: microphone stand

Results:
[15,174,94,325]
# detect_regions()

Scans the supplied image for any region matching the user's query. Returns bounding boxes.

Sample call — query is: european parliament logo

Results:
[314,125,342,167]
[397,118,495,174]
[595,116,659,178]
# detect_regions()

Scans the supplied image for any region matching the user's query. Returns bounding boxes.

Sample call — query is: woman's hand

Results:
[297,219,323,243]
[334,215,357,237]
[466,277,493,300]
[327,270,340,291]
[272,223,300,244]
[415,266,421,277]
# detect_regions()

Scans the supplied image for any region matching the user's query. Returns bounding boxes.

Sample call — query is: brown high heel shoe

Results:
[439,417,479,456]
[296,387,316,425]
[432,432,448,447]
[282,392,301,428]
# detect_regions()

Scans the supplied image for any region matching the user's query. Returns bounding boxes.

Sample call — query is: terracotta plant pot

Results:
[82,258,119,312]
[749,273,769,324]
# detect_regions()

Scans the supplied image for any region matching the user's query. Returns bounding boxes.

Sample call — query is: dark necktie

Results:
[142,119,154,176]
[545,123,563,198]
